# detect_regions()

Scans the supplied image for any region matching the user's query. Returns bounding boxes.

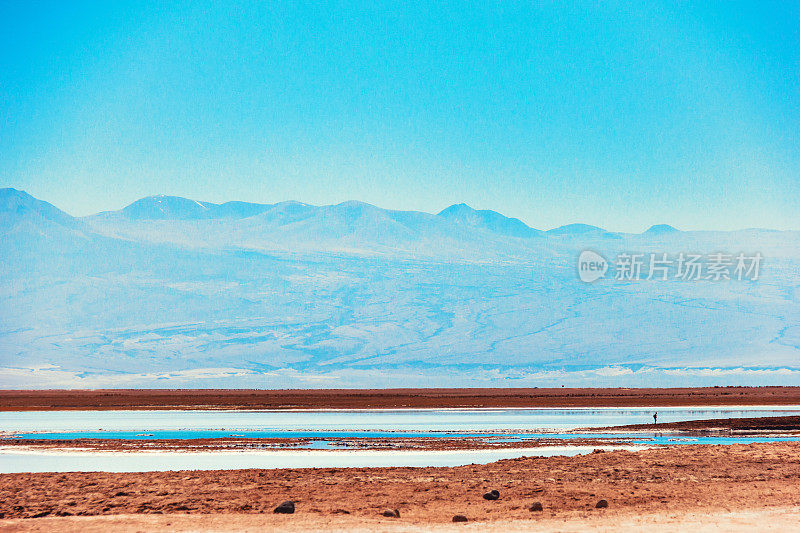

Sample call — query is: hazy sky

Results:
[2,1,798,231]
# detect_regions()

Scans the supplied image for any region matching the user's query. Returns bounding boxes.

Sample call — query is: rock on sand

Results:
[274,501,295,514]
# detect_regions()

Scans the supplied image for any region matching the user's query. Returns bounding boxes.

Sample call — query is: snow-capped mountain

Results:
[1,188,799,389]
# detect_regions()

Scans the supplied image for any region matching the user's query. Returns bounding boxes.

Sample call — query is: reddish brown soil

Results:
[3,387,800,411]
[1,442,798,522]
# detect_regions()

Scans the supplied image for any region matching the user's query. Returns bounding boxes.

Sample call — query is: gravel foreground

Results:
[1,442,799,530]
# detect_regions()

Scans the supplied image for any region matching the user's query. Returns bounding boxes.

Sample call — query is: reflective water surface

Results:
[3,406,800,434]
[2,407,798,473]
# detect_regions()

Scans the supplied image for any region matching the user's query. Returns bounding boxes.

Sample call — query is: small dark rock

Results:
[31,511,51,518]
[592,449,605,454]
[595,499,609,509]
[382,508,400,518]
[274,501,295,514]
[452,514,469,522]
[332,509,350,514]
[529,501,543,512]
[113,491,130,497]
[482,489,500,500]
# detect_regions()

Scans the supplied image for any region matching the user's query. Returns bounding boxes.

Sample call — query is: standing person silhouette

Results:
[653,412,658,425]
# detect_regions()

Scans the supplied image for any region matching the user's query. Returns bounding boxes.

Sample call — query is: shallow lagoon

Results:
[3,406,800,435]
[2,407,799,473]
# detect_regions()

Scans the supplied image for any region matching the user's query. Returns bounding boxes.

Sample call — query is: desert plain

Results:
[2,388,800,532]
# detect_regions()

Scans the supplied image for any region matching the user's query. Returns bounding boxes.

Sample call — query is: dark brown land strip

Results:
[2,387,800,411]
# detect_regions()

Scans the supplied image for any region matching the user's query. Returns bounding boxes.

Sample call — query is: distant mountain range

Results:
[1,187,799,389]
[89,192,624,236]
[10,187,785,240]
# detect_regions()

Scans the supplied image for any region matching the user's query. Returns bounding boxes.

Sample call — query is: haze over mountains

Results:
[2,188,799,388]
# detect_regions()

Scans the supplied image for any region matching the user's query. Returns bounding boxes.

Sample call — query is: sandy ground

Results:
[3,387,800,410]
[1,442,799,529]
[3,508,800,532]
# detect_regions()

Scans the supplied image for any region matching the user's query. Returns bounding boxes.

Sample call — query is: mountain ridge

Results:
[2,188,797,237]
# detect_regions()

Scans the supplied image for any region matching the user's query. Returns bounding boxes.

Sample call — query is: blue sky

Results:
[1,1,798,231]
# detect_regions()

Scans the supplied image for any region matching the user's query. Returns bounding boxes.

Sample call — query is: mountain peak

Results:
[0,187,33,204]
[334,200,378,210]
[643,224,680,235]
[546,223,616,237]
[438,202,472,213]
[0,188,79,232]
[120,195,216,220]
[1,188,38,215]
[437,203,540,238]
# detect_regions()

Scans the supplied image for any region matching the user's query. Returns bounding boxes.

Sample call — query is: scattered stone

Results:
[529,501,543,512]
[595,499,609,509]
[592,449,605,454]
[382,508,400,518]
[483,489,500,500]
[113,491,130,497]
[274,501,295,514]
[332,509,350,514]
[452,514,469,522]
